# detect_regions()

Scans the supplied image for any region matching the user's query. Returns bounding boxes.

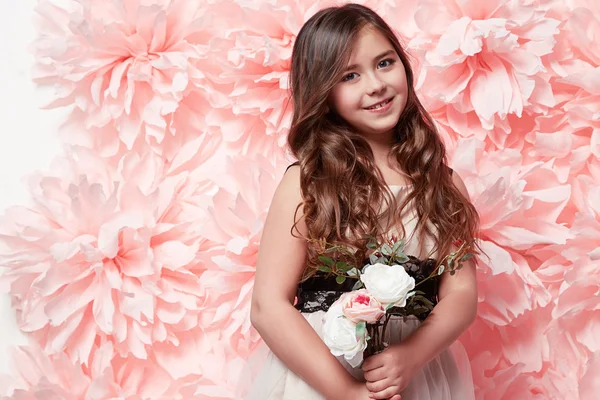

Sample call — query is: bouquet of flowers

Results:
[314,234,474,367]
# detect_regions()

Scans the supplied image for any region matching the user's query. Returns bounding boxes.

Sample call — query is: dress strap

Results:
[285,161,300,173]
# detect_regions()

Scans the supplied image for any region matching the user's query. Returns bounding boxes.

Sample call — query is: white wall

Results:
[0,0,65,374]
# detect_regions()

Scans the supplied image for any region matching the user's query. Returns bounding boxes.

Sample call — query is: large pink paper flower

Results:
[543,176,600,357]
[410,0,560,148]
[59,92,227,163]
[0,342,193,399]
[546,1,600,80]
[449,137,574,396]
[522,2,600,188]
[517,175,600,398]
[199,154,289,350]
[0,138,220,368]
[32,0,221,153]
[556,66,600,180]
[202,0,310,153]
[184,154,291,395]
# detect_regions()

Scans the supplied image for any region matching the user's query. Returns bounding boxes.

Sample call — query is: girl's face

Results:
[328,27,408,139]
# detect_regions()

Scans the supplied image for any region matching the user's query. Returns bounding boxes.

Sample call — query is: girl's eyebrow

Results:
[343,49,395,72]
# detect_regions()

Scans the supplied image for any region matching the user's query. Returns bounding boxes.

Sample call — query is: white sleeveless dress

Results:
[237,185,476,399]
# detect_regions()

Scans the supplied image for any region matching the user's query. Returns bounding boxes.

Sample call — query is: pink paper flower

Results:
[197,154,289,351]
[0,342,193,399]
[31,0,220,153]
[339,289,385,324]
[201,0,310,153]
[409,0,560,148]
[171,154,292,394]
[448,137,576,396]
[0,139,219,369]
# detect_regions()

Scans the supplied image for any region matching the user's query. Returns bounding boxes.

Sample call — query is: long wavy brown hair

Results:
[287,4,480,280]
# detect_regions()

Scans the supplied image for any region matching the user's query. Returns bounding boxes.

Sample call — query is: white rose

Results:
[360,263,415,307]
[322,302,367,367]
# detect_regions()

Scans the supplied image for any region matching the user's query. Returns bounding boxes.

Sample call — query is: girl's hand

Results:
[361,343,420,399]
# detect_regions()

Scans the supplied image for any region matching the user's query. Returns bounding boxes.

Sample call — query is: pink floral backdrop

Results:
[0,0,598,398]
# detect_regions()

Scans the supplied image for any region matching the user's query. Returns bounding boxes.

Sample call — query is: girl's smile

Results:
[364,96,394,113]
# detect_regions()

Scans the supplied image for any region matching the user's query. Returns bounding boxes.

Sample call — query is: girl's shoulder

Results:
[285,161,300,173]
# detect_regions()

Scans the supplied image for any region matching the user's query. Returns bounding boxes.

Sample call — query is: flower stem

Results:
[380,314,390,350]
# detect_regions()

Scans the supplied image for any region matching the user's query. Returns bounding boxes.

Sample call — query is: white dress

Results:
[237,185,476,399]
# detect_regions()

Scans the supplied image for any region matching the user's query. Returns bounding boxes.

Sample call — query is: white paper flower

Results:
[361,263,416,307]
[322,303,367,367]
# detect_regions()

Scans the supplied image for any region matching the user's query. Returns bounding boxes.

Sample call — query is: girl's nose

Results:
[366,75,386,95]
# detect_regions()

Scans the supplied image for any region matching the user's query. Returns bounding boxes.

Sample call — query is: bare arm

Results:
[250,165,363,400]
[397,172,478,368]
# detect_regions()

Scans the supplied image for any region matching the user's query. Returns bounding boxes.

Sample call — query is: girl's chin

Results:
[362,119,401,135]
[357,125,397,138]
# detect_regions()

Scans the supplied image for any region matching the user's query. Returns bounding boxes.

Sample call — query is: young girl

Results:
[242,4,479,399]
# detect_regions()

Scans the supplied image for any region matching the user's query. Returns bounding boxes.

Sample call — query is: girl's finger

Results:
[390,395,402,400]
[369,386,400,400]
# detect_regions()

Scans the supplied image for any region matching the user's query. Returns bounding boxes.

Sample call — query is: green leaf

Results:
[437,264,445,275]
[392,239,405,253]
[411,293,433,303]
[336,275,347,284]
[369,254,378,264]
[448,258,455,270]
[394,254,409,264]
[381,244,393,256]
[460,253,474,262]
[317,266,332,273]
[352,280,364,290]
[347,267,359,277]
[318,255,335,267]
[336,261,351,272]
[385,302,396,311]
[366,240,378,250]
[356,321,366,337]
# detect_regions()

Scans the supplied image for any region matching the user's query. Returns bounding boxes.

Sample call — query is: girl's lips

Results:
[364,97,393,109]
[364,97,394,113]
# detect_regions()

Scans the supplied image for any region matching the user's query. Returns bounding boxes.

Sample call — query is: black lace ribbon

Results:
[294,256,440,320]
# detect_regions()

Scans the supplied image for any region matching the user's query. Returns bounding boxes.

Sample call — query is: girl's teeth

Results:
[368,99,390,110]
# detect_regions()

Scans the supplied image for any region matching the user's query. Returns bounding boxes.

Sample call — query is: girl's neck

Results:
[362,131,410,185]
[363,131,397,169]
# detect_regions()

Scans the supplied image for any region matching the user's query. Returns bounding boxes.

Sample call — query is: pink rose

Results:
[340,289,385,324]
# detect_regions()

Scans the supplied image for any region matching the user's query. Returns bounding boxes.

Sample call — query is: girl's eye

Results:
[342,59,395,82]
[378,59,395,68]
[342,72,359,82]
